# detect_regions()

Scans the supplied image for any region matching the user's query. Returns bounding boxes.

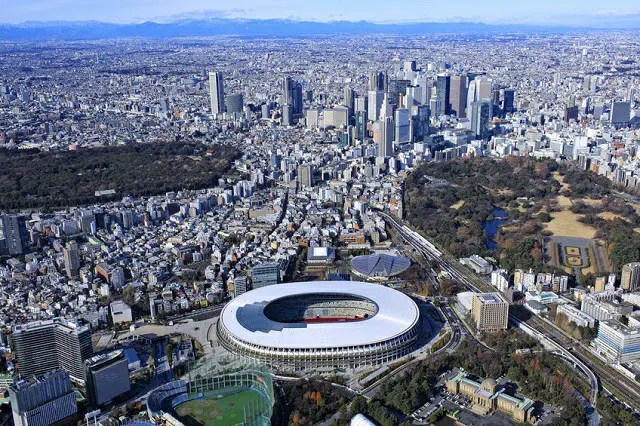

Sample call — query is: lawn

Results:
[174,388,266,426]
[544,210,597,239]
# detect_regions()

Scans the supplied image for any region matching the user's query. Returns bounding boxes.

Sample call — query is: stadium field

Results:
[173,388,266,426]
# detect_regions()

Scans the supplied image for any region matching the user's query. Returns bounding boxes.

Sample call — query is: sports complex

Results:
[350,253,411,281]
[216,281,421,370]
[146,362,274,426]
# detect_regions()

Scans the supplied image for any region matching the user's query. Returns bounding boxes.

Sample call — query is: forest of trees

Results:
[405,156,640,274]
[0,142,240,210]
[404,156,562,260]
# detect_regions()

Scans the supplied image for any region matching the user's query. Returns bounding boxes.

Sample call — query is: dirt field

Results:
[544,210,597,239]
[450,200,465,210]
[598,211,630,222]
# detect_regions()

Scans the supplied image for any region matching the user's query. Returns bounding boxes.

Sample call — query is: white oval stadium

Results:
[216,281,421,370]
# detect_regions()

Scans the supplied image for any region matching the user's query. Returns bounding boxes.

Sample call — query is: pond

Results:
[483,208,508,249]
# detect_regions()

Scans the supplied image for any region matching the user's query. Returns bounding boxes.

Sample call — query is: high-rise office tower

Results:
[610,101,631,126]
[355,95,368,114]
[435,74,451,116]
[12,318,93,385]
[413,105,430,140]
[208,71,225,115]
[379,93,394,120]
[470,101,491,140]
[413,75,431,105]
[467,76,493,114]
[251,262,281,289]
[375,117,395,158]
[282,76,303,115]
[404,60,417,72]
[502,88,515,116]
[297,164,314,188]
[0,214,28,256]
[63,241,80,279]
[621,263,640,291]
[368,90,384,122]
[344,87,355,109]
[477,77,493,101]
[9,370,78,426]
[84,350,130,408]
[369,71,386,91]
[388,79,411,106]
[226,93,244,114]
[394,108,411,145]
[449,74,468,118]
[282,104,294,126]
[356,111,368,141]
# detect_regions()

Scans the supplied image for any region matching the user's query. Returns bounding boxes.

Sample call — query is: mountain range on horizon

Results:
[0,17,636,41]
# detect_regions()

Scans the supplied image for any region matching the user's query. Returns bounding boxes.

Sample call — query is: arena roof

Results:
[219,281,419,349]
[351,253,411,278]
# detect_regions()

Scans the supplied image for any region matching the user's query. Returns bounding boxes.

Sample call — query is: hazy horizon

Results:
[3,0,640,28]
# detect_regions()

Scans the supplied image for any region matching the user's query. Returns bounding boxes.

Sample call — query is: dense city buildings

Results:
[0,18,640,425]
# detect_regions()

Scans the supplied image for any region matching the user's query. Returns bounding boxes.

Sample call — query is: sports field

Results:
[174,388,266,426]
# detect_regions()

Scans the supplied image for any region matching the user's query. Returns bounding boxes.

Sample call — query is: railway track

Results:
[525,315,640,409]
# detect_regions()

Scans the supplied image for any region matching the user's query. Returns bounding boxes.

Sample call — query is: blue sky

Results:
[4,0,640,27]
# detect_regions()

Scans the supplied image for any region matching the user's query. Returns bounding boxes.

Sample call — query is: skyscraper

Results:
[297,164,314,188]
[208,71,225,115]
[610,101,631,127]
[343,87,355,109]
[63,241,80,279]
[12,318,93,385]
[435,74,451,116]
[369,71,386,91]
[0,214,28,256]
[394,108,411,145]
[9,370,78,426]
[282,76,303,115]
[502,88,515,116]
[356,110,368,141]
[226,93,244,114]
[470,101,491,140]
[375,116,395,158]
[388,79,411,106]
[367,90,384,122]
[449,74,468,118]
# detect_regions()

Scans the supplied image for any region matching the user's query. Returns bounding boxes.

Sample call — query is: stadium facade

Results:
[216,281,421,370]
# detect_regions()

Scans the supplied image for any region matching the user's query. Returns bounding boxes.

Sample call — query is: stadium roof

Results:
[219,281,419,349]
[351,253,411,278]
